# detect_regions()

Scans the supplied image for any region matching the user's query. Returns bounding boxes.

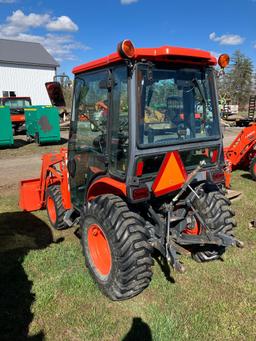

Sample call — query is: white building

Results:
[0,39,59,105]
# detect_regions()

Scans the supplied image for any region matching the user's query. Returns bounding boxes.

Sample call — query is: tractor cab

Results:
[60,41,224,211]
[22,41,242,301]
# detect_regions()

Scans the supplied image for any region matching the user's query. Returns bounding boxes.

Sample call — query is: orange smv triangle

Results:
[152,151,187,197]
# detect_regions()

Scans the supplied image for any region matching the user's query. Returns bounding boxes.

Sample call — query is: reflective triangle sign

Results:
[152,151,187,197]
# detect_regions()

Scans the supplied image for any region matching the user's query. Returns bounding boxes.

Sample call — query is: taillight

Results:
[210,149,218,163]
[136,160,144,177]
[211,171,224,183]
[132,187,149,200]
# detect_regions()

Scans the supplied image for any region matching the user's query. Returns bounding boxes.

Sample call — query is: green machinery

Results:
[24,105,61,145]
[0,106,14,147]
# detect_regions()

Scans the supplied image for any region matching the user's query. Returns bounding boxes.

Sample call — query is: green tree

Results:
[217,50,254,110]
[62,85,73,111]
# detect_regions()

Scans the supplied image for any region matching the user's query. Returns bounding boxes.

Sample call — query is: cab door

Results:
[68,70,109,210]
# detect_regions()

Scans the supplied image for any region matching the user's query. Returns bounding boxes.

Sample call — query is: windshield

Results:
[137,65,220,147]
[3,98,31,108]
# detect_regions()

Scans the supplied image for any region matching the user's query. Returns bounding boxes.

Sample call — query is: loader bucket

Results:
[19,178,42,211]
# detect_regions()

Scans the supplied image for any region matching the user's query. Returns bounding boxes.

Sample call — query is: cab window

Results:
[109,66,128,176]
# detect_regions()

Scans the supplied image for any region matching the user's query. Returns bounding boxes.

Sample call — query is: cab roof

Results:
[73,46,217,75]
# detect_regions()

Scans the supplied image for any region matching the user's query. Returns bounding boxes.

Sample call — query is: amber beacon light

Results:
[218,54,230,69]
[117,39,135,59]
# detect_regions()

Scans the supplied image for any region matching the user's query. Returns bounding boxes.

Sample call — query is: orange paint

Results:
[87,224,112,276]
[47,195,57,224]
[11,114,25,123]
[19,148,71,212]
[73,46,216,74]
[87,177,126,201]
[183,217,200,235]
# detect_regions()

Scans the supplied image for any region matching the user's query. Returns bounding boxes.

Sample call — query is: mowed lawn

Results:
[0,170,256,341]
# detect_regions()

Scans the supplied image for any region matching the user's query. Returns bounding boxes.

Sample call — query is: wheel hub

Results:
[87,223,112,276]
[183,215,200,235]
[47,196,57,224]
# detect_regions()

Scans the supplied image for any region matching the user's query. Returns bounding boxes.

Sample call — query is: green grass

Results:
[0,171,256,340]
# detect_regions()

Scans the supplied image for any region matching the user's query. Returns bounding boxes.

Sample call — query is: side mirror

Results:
[45,82,66,107]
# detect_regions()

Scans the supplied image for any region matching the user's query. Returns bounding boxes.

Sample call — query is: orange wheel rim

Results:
[47,196,57,224]
[87,224,112,276]
[183,216,200,235]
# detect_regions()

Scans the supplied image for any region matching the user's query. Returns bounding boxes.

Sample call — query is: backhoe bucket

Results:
[19,178,42,211]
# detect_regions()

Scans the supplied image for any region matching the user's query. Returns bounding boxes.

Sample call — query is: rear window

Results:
[3,99,31,108]
[137,147,219,177]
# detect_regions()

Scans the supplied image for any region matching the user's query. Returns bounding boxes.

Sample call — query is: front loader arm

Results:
[19,148,71,212]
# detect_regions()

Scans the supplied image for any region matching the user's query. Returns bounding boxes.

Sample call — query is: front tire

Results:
[188,187,236,262]
[81,194,153,301]
[46,185,66,229]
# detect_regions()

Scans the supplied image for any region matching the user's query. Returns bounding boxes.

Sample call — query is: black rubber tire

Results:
[249,157,256,181]
[81,194,153,301]
[190,188,236,262]
[46,185,67,230]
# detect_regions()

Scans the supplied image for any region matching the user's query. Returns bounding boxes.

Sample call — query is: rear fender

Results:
[86,177,127,202]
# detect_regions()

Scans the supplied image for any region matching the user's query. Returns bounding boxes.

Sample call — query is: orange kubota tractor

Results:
[224,123,256,188]
[19,41,243,300]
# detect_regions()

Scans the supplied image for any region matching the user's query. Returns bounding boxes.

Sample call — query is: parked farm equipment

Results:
[0,89,63,146]
[221,95,256,127]
[0,106,14,147]
[24,105,61,145]
[19,40,243,300]
[0,95,32,134]
[20,148,70,220]
[224,123,256,188]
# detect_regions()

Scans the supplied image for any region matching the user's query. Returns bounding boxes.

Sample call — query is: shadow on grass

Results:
[240,173,253,181]
[0,211,63,340]
[122,317,152,341]
[12,138,28,148]
[37,137,68,147]
[154,254,175,283]
[0,137,27,150]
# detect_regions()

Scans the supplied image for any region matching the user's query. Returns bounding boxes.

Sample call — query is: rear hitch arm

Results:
[162,162,206,273]
[172,160,206,204]
[176,231,244,248]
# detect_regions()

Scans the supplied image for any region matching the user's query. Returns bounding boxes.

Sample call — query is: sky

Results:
[0,0,255,76]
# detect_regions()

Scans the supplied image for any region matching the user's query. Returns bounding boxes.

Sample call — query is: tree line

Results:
[217,50,255,110]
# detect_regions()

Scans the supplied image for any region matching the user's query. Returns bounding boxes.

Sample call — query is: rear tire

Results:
[46,185,66,229]
[81,194,153,301]
[189,188,236,262]
[249,157,256,181]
